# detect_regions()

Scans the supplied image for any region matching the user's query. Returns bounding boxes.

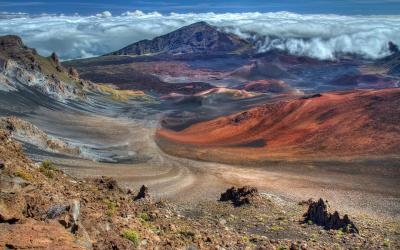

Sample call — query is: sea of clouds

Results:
[0,10,399,60]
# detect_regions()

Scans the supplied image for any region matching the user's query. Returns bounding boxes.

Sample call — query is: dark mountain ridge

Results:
[108,21,252,56]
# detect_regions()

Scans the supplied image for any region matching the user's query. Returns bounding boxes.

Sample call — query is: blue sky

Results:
[1,0,400,15]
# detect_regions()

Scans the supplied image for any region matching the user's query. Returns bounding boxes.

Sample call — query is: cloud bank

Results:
[0,11,399,60]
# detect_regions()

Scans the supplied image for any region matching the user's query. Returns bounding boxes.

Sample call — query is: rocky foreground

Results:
[0,125,399,249]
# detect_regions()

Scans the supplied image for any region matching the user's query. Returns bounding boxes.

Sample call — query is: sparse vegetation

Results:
[39,160,58,178]
[34,55,71,83]
[269,225,285,231]
[277,245,287,250]
[14,168,33,181]
[383,238,390,247]
[104,199,117,217]
[98,84,144,102]
[336,229,344,237]
[122,229,140,246]
[139,212,150,222]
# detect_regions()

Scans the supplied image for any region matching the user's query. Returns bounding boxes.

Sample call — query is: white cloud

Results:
[0,11,399,60]
[96,11,112,18]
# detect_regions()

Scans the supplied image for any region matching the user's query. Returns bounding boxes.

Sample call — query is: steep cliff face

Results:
[109,21,251,56]
[0,35,90,101]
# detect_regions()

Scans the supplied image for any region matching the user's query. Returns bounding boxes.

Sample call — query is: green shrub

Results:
[269,225,285,231]
[139,212,150,222]
[40,160,58,170]
[14,169,33,181]
[104,199,117,217]
[122,229,139,246]
[383,239,390,247]
[39,160,58,178]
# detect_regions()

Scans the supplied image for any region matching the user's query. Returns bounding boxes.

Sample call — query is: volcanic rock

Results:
[303,198,358,233]
[46,204,70,220]
[68,67,79,79]
[0,192,26,223]
[219,186,260,207]
[134,185,150,201]
[50,52,60,65]
[94,176,121,192]
[93,231,132,250]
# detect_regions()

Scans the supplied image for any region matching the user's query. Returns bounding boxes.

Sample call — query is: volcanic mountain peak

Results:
[109,21,251,56]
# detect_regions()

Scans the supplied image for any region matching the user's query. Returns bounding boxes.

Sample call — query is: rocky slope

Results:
[0,35,92,101]
[108,21,251,56]
[0,116,81,156]
[157,88,400,161]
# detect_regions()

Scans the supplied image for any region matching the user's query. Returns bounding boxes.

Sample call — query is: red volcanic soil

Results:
[156,88,400,161]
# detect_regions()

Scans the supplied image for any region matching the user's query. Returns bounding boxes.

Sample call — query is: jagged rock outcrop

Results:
[109,21,251,56]
[219,186,261,207]
[0,35,90,100]
[134,185,150,201]
[304,198,359,233]
[68,67,79,79]
[50,52,60,64]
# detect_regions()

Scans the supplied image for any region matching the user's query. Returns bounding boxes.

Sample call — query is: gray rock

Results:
[134,185,150,201]
[46,204,69,219]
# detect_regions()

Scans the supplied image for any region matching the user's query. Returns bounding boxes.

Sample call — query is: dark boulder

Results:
[134,185,150,201]
[304,198,358,233]
[219,186,260,207]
